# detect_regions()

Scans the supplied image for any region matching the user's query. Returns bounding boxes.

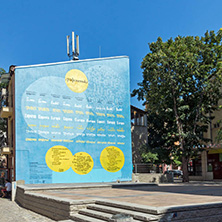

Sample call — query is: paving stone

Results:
[71,213,106,222]
[79,208,113,220]
[0,198,55,222]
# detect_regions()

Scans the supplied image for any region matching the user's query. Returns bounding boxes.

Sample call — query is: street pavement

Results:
[0,197,55,222]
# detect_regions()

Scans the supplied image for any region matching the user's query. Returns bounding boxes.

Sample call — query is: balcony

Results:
[0,107,13,118]
[0,146,13,155]
[0,88,13,118]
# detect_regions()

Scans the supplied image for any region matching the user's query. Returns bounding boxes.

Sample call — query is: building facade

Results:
[189,96,222,181]
[0,57,133,184]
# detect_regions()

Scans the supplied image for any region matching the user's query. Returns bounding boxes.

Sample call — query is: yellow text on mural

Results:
[45,146,72,172]
[65,69,88,93]
[71,152,94,175]
[100,146,125,173]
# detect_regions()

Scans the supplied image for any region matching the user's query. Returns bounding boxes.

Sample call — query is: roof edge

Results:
[15,56,129,69]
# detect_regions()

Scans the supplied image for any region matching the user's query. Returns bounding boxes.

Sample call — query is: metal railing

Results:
[133,163,162,173]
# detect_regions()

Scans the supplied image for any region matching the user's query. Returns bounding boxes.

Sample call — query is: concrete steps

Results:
[78,208,114,220]
[71,213,106,222]
[95,200,159,215]
[87,204,158,221]
[70,201,159,222]
[71,213,142,222]
[16,184,222,222]
[60,220,76,222]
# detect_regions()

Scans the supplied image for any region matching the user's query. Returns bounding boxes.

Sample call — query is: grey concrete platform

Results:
[15,182,222,221]
[18,182,157,191]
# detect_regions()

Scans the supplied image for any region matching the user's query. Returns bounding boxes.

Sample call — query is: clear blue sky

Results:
[1,0,222,109]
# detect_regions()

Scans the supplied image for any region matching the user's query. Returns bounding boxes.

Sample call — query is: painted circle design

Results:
[21,76,89,140]
[45,145,72,172]
[85,65,125,106]
[100,146,125,172]
[71,152,94,175]
[65,69,88,93]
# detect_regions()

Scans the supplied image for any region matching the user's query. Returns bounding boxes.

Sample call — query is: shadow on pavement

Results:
[113,183,222,197]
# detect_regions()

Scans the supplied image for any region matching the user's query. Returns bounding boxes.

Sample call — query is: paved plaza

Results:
[0,197,54,222]
[2,181,222,221]
[34,182,222,207]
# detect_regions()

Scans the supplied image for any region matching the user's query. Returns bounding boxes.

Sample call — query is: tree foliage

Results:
[140,145,159,163]
[132,30,222,182]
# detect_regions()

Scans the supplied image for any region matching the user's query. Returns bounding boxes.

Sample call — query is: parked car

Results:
[164,170,183,177]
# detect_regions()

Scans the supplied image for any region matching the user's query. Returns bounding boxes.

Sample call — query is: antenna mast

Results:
[67,31,79,60]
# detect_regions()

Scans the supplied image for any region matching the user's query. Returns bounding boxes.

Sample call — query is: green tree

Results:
[140,146,159,163]
[141,111,173,164]
[133,30,222,182]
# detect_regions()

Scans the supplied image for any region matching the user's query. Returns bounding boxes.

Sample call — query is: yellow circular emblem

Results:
[65,69,88,93]
[45,145,72,172]
[71,152,94,175]
[100,146,125,172]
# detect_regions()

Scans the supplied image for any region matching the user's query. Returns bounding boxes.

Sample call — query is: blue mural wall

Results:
[15,56,132,184]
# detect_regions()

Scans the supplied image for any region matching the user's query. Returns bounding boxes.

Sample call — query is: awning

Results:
[208,148,222,154]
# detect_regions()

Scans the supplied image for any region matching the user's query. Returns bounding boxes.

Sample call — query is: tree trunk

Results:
[182,156,189,182]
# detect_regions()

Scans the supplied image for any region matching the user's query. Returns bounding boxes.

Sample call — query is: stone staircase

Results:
[16,185,222,222]
[70,200,160,221]
[69,199,222,222]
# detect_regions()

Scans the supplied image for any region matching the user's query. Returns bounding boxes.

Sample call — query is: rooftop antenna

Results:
[99,46,101,58]
[67,31,79,60]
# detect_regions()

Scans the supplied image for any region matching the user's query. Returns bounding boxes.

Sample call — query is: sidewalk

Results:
[0,198,54,222]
